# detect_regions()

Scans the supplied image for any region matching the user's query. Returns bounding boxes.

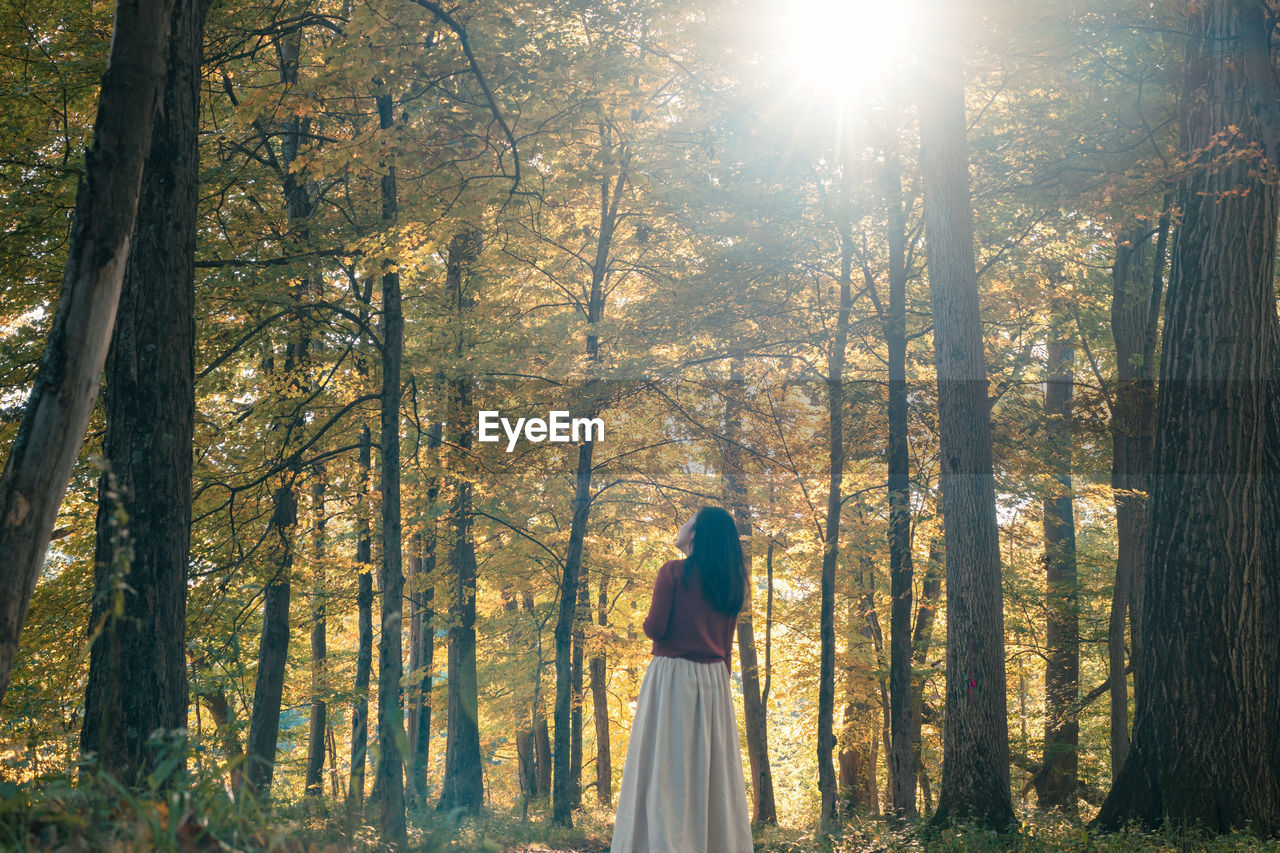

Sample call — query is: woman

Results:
[610,506,754,853]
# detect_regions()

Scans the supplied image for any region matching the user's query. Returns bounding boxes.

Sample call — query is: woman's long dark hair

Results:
[684,506,746,616]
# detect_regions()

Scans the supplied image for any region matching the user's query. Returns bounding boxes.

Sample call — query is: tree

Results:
[1036,277,1078,812]
[0,0,175,706]
[1097,0,1280,832]
[916,0,1014,829]
[78,0,207,785]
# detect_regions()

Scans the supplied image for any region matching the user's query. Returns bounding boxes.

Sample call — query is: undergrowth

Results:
[1,777,1278,851]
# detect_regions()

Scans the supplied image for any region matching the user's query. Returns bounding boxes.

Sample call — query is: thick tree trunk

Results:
[439,230,485,815]
[0,0,175,706]
[1097,1,1280,832]
[348,428,373,809]
[373,91,408,846]
[244,564,291,797]
[1037,297,1078,812]
[883,154,916,820]
[917,0,1013,828]
[305,474,328,799]
[1107,214,1165,780]
[77,0,202,786]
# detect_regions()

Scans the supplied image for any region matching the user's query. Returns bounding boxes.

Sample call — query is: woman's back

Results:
[642,559,737,669]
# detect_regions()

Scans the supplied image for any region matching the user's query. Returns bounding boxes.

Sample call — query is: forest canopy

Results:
[1,0,1278,849]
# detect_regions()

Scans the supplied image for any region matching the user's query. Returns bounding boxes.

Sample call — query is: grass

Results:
[2,778,1278,852]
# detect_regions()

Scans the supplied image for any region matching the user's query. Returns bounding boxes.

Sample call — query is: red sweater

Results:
[643,559,737,673]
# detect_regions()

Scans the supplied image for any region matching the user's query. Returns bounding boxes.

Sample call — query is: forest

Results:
[0,0,1279,849]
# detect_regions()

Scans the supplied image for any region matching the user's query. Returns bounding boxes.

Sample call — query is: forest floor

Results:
[2,779,1279,852]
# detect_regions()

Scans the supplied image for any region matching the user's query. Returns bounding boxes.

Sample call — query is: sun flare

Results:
[780,0,917,102]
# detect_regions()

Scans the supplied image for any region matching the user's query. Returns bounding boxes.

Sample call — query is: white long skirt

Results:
[610,656,753,853]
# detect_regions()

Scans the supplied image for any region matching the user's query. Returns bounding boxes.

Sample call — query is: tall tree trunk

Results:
[244,557,291,797]
[552,129,627,827]
[0,0,175,706]
[78,0,203,785]
[917,0,1013,828]
[910,540,943,816]
[883,153,916,820]
[1107,213,1166,780]
[410,465,439,812]
[242,23,312,802]
[590,571,612,807]
[305,473,328,799]
[818,153,854,828]
[373,90,408,846]
[1037,289,1078,812]
[527,592,552,801]
[723,360,777,825]
[439,230,485,815]
[1097,1,1280,832]
[348,428,373,809]
[570,567,587,809]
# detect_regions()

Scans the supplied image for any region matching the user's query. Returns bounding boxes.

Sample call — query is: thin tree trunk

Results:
[439,230,485,814]
[883,153,916,820]
[348,428,373,810]
[0,0,175,706]
[552,128,628,827]
[917,0,1013,827]
[570,567,587,809]
[1107,212,1166,780]
[305,473,328,799]
[78,0,203,785]
[818,152,854,828]
[373,90,408,846]
[1098,1,1280,831]
[910,540,943,816]
[590,570,612,807]
[723,360,778,825]
[410,479,439,811]
[1037,288,1078,812]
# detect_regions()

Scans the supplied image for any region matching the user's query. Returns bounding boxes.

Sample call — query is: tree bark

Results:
[348,428,373,810]
[883,153,916,820]
[910,540,943,816]
[818,150,854,828]
[552,127,626,827]
[244,560,291,797]
[1097,0,1280,832]
[570,567,587,809]
[917,0,1014,828]
[722,365,778,825]
[1106,213,1165,780]
[0,0,175,706]
[305,473,328,799]
[590,571,612,807]
[349,567,373,809]
[373,90,408,847]
[439,230,485,815]
[1036,289,1078,812]
[410,475,439,811]
[77,0,203,786]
